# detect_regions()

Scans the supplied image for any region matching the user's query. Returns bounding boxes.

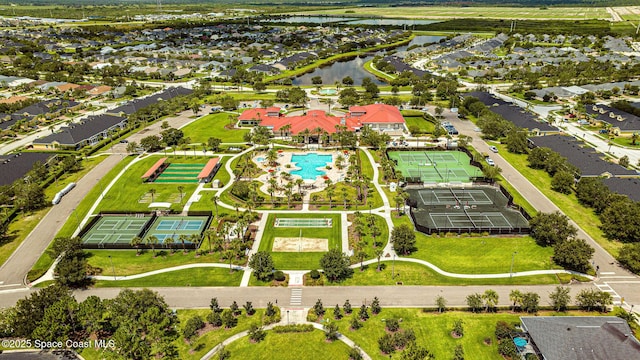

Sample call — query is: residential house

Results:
[31,114,126,150]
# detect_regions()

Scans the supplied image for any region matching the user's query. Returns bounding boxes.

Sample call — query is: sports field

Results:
[388,150,481,183]
[153,163,204,183]
[406,186,529,235]
[81,215,210,249]
[258,214,341,270]
[296,6,610,20]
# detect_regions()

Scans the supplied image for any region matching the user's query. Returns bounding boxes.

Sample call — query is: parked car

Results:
[489,146,499,153]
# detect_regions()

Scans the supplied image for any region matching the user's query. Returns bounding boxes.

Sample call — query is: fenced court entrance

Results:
[274,217,333,228]
[406,185,529,235]
[387,150,482,184]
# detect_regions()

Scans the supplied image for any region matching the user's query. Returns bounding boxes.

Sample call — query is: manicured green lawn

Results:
[349,213,389,262]
[181,113,249,143]
[404,115,435,135]
[496,143,623,256]
[342,261,560,286]
[328,309,517,360]
[26,155,136,282]
[225,329,352,360]
[358,149,374,180]
[393,215,556,274]
[86,249,245,276]
[259,214,342,270]
[93,267,243,287]
[96,156,203,213]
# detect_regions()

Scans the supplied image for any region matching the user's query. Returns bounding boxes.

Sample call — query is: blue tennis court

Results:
[155,219,204,231]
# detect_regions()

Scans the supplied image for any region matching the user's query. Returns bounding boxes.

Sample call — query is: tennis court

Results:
[387,150,482,183]
[81,215,153,248]
[406,185,530,235]
[144,215,211,247]
[417,188,495,206]
[274,217,333,228]
[153,163,204,183]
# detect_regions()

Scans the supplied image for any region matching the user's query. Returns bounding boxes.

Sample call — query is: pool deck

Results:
[253,150,349,198]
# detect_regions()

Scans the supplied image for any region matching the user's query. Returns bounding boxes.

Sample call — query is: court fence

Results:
[409,207,531,235]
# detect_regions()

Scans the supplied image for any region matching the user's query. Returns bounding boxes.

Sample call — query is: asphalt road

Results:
[0,283,595,309]
[0,109,200,289]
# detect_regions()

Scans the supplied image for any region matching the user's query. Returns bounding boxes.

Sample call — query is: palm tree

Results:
[374,248,384,271]
[203,229,215,253]
[281,124,291,139]
[130,236,143,255]
[341,186,349,209]
[301,128,311,145]
[509,290,522,312]
[284,182,295,207]
[190,234,202,251]
[165,236,175,254]
[313,127,324,146]
[266,148,278,167]
[483,290,499,312]
[149,188,156,202]
[146,235,159,257]
[178,186,184,202]
[327,185,335,209]
[295,178,304,195]
[211,195,219,218]
[225,248,235,274]
[178,234,189,253]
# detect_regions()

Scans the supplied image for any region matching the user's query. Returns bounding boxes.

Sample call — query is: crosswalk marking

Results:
[290,288,302,306]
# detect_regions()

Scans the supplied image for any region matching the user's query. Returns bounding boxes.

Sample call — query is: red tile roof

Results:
[197,158,220,179]
[141,157,167,179]
[240,104,404,135]
[238,107,281,121]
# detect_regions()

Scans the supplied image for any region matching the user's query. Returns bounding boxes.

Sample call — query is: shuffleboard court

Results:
[152,163,205,183]
[274,217,333,228]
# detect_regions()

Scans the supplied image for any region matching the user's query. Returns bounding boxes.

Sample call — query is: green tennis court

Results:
[81,216,152,248]
[388,150,482,183]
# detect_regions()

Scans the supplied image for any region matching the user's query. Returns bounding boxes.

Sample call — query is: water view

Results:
[292,55,384,86]
[345,19,440,26]
[264,16,356,24]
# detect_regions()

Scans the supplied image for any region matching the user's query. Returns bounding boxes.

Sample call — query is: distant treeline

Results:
[420,18,623,36]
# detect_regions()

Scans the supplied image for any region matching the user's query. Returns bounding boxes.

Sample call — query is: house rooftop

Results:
[521,316,640,360]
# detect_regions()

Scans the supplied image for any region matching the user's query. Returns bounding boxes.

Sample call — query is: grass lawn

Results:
[328,309,517,360]
[93,267,243,287]
[393,215,556,274]
[348,213,388,262]
[609,135,640,149]
[342,261,560,286]
[259,213,342,270]
[311,182,382,210]
[181,113,249,143]
[403,113,435,135]
[86,249,246,277]
[496,143,623,256]
[358,149,374,180]
[25,156,137,282]
[225,329,352,360]
[96,156,203,213]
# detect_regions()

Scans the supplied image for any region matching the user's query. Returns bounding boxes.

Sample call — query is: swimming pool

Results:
[255,156,265,162]
[290,153,333,180]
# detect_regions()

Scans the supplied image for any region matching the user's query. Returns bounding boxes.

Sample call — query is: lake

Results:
[292,55,384,86]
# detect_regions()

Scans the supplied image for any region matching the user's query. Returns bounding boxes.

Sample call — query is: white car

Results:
[489,146,499,153]
[486,158,495,166]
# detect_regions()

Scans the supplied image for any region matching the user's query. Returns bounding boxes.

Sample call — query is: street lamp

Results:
[392,254,396,279]
[287,310,290,324]
[109,255,116,280]
[97,179,104,198]
[510,252,517,278]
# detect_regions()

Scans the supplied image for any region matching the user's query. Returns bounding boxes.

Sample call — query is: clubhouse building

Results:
[238,104,407,139]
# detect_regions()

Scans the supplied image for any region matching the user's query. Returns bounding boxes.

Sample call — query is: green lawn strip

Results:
[327,310,518,360]
[609,135,640,149]
[311,182,382,210]
[340,261,559,286]
[225,329,351,360]
[24,156,137,282]
[497,176,536,217]
[349,214,389,263]
[212,156,232,185]
[96,156,203,213]
[86,249,245,277]
[42,155,107,200]
[358,149,374,180]
[363,60,395,82]
[173,309,266,360]
[393,215,556,274]
[496,143,622,256]
[1,156,106,267]
[260,213,341,270]
[180,113,249,143]
[93,267,242,287]
[402,111,435,134]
